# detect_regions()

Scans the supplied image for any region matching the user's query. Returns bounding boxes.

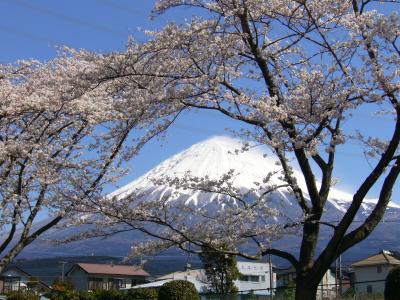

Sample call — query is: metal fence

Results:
[199,279,387,300]
[0,280,388,300]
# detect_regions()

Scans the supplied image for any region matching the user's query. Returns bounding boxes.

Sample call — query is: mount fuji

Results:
[19,136,400,263]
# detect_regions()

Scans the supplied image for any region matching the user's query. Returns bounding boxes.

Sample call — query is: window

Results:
[239,275,262,282]
[88,278,103,290]
[260,275,265,282]
[3,277,23,293]
[132,278,145,286]
[377,265,382,273]
[108,278,125,290]
[239,274,249,281]
[367,285,373,294]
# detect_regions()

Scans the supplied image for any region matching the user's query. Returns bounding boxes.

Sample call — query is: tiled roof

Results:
[73,263,150,277]
[351,250,400,267]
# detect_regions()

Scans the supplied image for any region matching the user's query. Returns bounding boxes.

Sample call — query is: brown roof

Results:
[351,250,400,267]
[73,263,150,277]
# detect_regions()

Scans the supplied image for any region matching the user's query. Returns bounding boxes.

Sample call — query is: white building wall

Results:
[142,262,276,296]
[316,269,337,299]
[235,261,275,295]
[163,271,209,293]
[353,265,391,294]
[277,268,337,299]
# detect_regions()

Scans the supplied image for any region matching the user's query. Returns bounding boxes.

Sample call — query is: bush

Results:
[385,266,400,300]
[46,288,161,300]
[76,291,96,300]
[7,291,39,300]
[46,278,78,300]
[158,280,199,300]
[51,279,75,292]
[46,289,81,300]
[125,288,158,299]
[90,289,124,300]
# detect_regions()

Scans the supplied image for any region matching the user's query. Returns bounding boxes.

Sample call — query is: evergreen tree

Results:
[199,244,240,295]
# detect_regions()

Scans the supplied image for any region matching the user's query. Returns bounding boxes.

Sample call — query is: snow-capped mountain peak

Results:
[111,135,399,213]
[112,136,282,198]
[18,136,400,259]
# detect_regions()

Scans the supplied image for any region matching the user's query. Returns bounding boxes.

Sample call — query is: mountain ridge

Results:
[16,135,400,263]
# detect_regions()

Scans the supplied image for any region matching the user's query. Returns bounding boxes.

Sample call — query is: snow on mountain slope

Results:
[18,136,400,259]
[110,135,398,217]
[111,136,283,197]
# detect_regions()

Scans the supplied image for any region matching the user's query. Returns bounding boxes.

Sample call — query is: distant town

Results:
[1,249,398,299]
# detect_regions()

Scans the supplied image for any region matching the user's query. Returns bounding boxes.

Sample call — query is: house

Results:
[235,261,275,295]
[131,261,276,296]
[156,268,207,292]
[350,249,400,294]
[276,266,337,299]
[65,263,150,291]
[0,266,50,294]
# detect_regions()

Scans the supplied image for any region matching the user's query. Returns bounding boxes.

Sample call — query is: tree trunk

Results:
[0,240,26,274]
[295,280,319,300]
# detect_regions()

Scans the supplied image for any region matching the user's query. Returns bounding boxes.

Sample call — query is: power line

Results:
[0,25,62,46]
[3,0,127,38]
[95,0,147,18]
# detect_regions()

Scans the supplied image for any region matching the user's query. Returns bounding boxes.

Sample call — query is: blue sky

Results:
[1,0,398,201]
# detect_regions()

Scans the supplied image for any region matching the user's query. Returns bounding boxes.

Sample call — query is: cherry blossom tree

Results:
[63,1,399,299]
[0,49,183,272]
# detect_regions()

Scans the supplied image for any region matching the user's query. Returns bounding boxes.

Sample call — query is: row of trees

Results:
[1,1,399,299]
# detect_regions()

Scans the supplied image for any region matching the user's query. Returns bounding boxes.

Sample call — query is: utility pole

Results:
[335,258,338,298]
[339,254,342,297]
[268,244,274,299]
[60,261,67,282]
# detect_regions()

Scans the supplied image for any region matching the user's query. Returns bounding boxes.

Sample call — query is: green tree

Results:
[158,280,200,300]
[125,288,158,299]
[7,291,39,300]
[199,244,240,295]
[281,280,296,300]
[90,289,124,300]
